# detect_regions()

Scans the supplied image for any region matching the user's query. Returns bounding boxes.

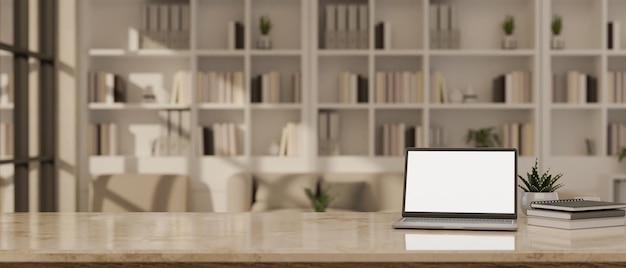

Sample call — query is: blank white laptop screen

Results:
[404,150,516,214]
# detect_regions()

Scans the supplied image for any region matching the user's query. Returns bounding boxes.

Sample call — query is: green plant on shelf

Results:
[260,15,272,36]
[304,186,335,212]
[619,148,626,162]
[518,158,564,192]
[502,15,515,36]
[552,15,563,36]
[465,127,500,148]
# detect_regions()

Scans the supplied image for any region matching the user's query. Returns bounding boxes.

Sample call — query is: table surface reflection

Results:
[0,212,625,263]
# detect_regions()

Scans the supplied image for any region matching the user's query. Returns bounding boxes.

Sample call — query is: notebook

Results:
[530,199,626,212]
[392,148,518,231]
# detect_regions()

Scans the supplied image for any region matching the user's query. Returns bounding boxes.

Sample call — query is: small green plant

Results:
[304,186,335,212]
[552,15,563,35]
[260,15,272,36]
[518,159,564,192]
[502,15,515,36]
[465,127,500,148]
[619,148,626,162]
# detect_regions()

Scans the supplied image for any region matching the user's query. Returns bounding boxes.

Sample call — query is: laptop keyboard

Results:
[403,218,514,225]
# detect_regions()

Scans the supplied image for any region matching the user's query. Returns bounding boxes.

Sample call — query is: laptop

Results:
[392,148,518,231]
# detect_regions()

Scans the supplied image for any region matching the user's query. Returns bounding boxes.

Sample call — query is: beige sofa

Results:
[227,173,404,212]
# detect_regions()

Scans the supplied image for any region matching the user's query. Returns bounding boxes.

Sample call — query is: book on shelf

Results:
[530,198,626,212]
[606,71,626,104]
[607,123,626,156]
[88,71,126,104]
[358,4,368,49]
[493,71,532,104]
[501,122,533,156]
[429,126,445,147]
[527,216,625,230]
[89,123,117,156]
[0,123,13,157]
[203,122,238,156]
[325,4,368,49]
[318,111,340,156]
[430,72,447,104]
[429,4,460,49]
[278,122,300,157]
[325,4,337,49]
[556,71,597,104]
[196,71,244,104]
[339,72,368,104]
[608,21,621,50]
[347,4,358,49]
[228,21,244,50]
[375,21,391,49]
[250,71,299,104]
[170,71,191,105]
[139,3,190,50]
[380,123,423,156]
[375,71,423,104]
[336,4,347,49]
[527,208,626,220]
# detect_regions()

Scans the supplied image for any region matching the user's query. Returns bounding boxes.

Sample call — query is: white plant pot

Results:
[256,35,272,49]
[551,35,565,49]
[521,192,559,215]
[501,35,517,49]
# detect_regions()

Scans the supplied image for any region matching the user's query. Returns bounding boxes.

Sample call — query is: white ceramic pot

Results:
[551,35,565,49]
[521,192,559,215]
[501,35,517,49]
[257,35,272,49]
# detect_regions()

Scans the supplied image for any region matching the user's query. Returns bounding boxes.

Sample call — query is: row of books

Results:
[374,22,392,50]
[379,124,424,156]
[429,4,460,49]
[277,122,300,157]
[171,71,192,104]
[527,198,626,230]
[493,71,533,104]
[250,72,301,103]
[0,123,13,156]
[196,71,245,104]
[324,4,368,49]
[607,123,626,156]
[227,21,245,50]
[134,4,190,50]
[199,123,239,156]
[88,71,126,103]
[318,111,340,156]
[0,72,13,104]
[375,71,424,104]
[430,72,448,104]
[154,110,190,156]
[608,21,622,50]
[339,72,368,104]
[552,71,598,104]
[88,123,117,156]
[501,123,534,156]
[607,71,626,103]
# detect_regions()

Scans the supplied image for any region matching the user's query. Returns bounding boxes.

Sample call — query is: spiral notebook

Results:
[530,199,626,212]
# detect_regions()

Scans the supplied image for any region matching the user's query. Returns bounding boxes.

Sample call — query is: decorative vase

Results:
[501,35,517,49]
[551,35,565,49]
[257,35,272,49]
[521,192,559,215]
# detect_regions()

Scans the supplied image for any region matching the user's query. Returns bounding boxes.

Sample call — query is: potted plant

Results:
[465,127,501,148]
[619,148,626,162]
[551,15,564,49]
[304,186,335,212]
[257,15,272,49]
[518,159,564,215]
[501,15,517,49]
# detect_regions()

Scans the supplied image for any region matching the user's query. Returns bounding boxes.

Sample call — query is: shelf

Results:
[429,49,535,57]
[372,103,424,109]
[429,103,535,110]
[550,50,603,57]
[606,104,626,110]
[89,103,191,110]
[318,50,369,56]
[89,49,192,57]
[317,103,370,110]
[195,50,246,57]
[197,103,245,110]
[550,103,603,110]
[0,103,14,110]
[607,50,626,56]
[374,50,424,56]
[249,50,302,56]
[250,103,302,110]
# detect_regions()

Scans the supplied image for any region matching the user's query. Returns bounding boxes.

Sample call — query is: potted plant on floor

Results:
[501,15,517,49]
[257,15,272,49]
[465,127,500,148]
[551,15,564,49]
[518,159,564,215]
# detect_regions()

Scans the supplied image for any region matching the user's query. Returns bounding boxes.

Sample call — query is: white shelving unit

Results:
[77,0,626,212]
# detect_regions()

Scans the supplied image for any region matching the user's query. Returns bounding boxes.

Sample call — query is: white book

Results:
[104,73,115,104]
[233,72,244,104]
[383,124,390,156]
[213,123,222,156]
[228,21,236,50]
[578,73,587,103]
[416,71,423,103]
[336,5,347,49]
[228,123,237,156]
[608,72,615,103]
[384,22,392,50]
[271,71,280,103]
[614,21,621,50]
[348,5,359,49]
[567,71,578,103]
[449,5,460,49]
[262,73,270,103]
[279,124,288,156]
[403,72,411,103]
[358,5,369,49]
[318,112,328,155]
[325,4,337,49]
[376,72,385,103]
[287,122,298,156]
[109,123,117,156]
[415,125,423,148]
[339,72,349,103]
[196,71,204,103]
[617,72,624,103]
[527,216,625,230]
[209,72,218,103]
[429,5,439,49]
[350,73,358,103]
[505,72,513,104]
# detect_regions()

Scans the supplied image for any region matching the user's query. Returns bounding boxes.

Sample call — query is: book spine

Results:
[325,5,337,49]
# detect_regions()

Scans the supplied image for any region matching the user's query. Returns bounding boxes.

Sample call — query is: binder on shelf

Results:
[439,5,450,49]
[374,21,392,50]
[158,4,170,49]
[358,4,368,49]
[347,5,359,49]
[429,5,439,49]
[325,4,337,49]
[336,5,347,49]
[228,21,244,50]
[170,5,181,49]
[449,5,460,49]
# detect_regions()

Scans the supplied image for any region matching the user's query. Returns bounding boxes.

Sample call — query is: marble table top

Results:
[0,212,625,263]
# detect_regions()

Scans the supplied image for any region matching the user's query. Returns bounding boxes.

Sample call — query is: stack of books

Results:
[527,198,626,230]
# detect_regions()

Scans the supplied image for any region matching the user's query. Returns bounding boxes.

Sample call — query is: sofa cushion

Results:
[374,173,405,212]
[321,180,365,211]
[251,173,318,212]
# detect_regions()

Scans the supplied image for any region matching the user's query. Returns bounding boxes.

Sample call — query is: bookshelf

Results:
[77,0,626,212]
